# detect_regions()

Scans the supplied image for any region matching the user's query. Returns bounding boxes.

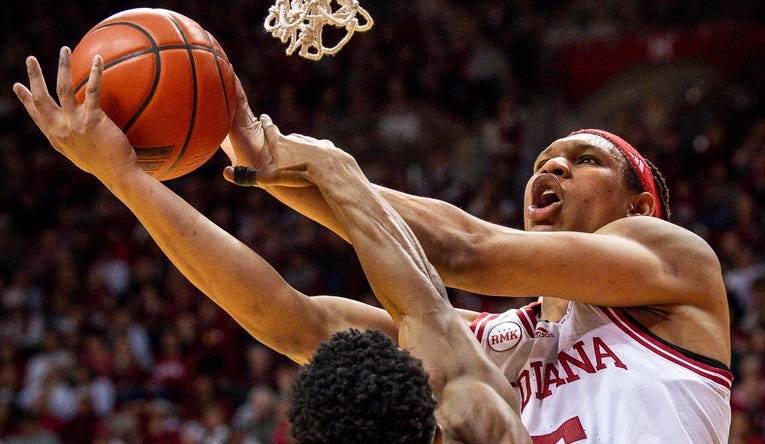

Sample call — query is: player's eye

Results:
[576,155,600,165]
[534,159,548,171]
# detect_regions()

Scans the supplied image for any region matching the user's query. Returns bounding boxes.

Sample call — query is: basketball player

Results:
[286,139,532,443]
[14,51,530,443]
[223,85,732,442]
[15,47,731,442]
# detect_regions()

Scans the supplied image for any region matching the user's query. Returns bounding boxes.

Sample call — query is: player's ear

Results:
[628,192,654,217]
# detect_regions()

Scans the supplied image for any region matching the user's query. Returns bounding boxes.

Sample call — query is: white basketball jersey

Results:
[471,301,732,443]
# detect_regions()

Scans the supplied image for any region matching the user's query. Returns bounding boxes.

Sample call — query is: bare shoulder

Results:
[598,217,713,257]
[598,216,725,306]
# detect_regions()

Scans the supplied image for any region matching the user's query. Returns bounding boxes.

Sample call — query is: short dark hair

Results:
[289,329,437,444]
[622,156,671,221]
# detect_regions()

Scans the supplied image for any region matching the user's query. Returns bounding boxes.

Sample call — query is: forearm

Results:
[375,186,485,280]
[265,185,350,241]
[266,182,670,304]
[271,176,688,305]
[263,183,484,285]
[311,162,447,320]
[104,169,329,362]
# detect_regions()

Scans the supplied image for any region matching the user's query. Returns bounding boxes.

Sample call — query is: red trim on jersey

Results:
[600,307,733,389]
[618,308,732,374]
[469,312,490,335]
[517,308,535,336]
[472,304,540,342]
[470,313,498,343]
[523,302,540,324]
[612,308,733,379]
[606,307,733,388]
[469,312,490,340]
[516,301,540,336]
[522,301,542,318]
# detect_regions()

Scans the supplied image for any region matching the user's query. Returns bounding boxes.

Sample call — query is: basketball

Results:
[70,8,237,181]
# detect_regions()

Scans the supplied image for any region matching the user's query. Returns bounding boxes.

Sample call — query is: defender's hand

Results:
[220,77,270,174]
[13,47,139,187]
[224,113,357,189]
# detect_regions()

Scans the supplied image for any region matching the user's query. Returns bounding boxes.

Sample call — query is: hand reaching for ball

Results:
[14,47,140,188]
[220,78,271,179]
[221,82,356,189]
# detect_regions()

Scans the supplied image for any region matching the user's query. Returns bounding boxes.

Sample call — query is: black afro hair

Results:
[288,329,437,444]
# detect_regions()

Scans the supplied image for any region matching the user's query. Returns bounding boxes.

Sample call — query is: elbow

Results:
[436,230,481,285]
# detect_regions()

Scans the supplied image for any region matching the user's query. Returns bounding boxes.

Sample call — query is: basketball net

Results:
[264,0,373,61]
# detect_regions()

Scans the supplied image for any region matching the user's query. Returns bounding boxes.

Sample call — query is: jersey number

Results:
[531,416,586,444]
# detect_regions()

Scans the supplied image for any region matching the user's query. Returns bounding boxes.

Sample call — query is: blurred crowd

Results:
[0,0,764,443]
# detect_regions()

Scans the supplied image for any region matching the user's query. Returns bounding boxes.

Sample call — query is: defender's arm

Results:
[299,154,529,443]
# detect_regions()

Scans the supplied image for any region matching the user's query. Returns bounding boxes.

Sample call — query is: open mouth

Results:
[527,174,564,223]
[538,189,561,208]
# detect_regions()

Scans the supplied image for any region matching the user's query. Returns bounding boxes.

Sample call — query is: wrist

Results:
[100,166,151,197]
[315,151,366,195]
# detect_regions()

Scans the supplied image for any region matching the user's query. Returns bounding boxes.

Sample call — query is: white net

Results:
[264,0,373,61]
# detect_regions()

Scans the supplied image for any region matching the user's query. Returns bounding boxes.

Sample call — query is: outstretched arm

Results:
[104,168,396,364]
[226,95,724,311]
[261,183,477,287]
[13,49,396,364]
[222,102,490,293]
[272,148,530,443]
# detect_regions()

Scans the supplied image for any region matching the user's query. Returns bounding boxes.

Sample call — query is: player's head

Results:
[289,329,437,444]
[524,129,670,233]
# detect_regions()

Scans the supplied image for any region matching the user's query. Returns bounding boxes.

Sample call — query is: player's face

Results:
[523,134,635,233]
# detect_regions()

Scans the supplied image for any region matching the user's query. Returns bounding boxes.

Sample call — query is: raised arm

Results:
[310,154,446,324]
[271,146,529,443]
[226,88,724,311]
[13,49,396,364]
[222,82,506,291]
[262,183,479,287]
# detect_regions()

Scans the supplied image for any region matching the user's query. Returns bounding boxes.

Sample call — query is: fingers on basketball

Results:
[56,47,76,112]
[260,114,283,143]
[84,55,104,111]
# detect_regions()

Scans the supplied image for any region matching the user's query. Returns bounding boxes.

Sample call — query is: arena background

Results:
[0,1,764,442]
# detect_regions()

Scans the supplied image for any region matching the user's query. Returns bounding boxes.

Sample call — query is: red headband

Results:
[569,129,663,219]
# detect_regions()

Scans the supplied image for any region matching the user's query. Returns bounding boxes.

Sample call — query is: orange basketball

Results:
[70,8,237,181]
